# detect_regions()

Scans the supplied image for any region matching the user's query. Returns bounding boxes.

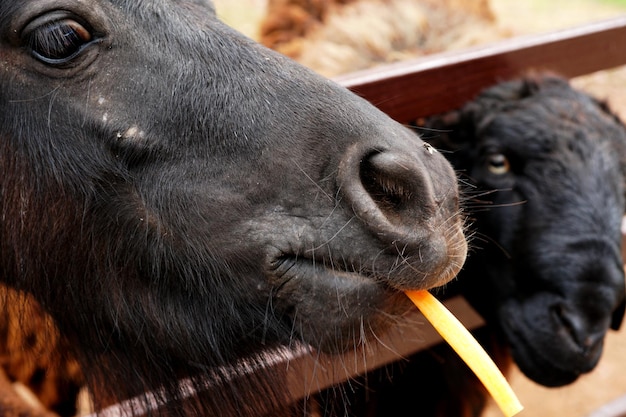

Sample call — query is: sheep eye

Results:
[24,14,93,64]
[487,153,510,175]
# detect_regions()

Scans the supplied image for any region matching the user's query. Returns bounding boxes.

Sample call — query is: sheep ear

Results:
[611,297,625,330]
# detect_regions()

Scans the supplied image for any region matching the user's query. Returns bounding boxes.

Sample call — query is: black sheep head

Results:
[420,74,626,387]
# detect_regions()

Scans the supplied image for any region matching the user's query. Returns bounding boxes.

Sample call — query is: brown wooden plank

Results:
[92,296,484,417]
[335,16,626,123]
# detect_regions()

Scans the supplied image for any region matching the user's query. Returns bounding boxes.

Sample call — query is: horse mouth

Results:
[264,233,465,352]
[268,254,391,300]
[268,227,466,295]
[266,255,400,351]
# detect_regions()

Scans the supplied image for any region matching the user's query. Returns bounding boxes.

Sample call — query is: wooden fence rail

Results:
[337,15,626,123]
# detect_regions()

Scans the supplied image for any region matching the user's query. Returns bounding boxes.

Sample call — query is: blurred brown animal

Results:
[260,0,510,77]
[0,367,61,417]
[0,286,84,417]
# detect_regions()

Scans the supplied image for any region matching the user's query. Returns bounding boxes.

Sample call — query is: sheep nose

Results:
[552,303,605,360]
[337,137,466,289]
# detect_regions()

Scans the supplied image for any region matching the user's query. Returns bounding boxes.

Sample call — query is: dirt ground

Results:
[211,1,626,416]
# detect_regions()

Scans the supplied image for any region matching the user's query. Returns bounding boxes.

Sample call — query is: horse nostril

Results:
[359,151,435,224]
[361,153,407,213]
[337,138,466,289]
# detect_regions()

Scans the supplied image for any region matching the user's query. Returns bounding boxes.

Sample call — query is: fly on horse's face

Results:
[0,1,466,415]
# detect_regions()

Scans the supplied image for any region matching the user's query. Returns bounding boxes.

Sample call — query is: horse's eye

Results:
[23,14,93,64]
[487,153,510,175]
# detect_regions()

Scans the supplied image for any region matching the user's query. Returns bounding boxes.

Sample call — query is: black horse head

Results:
[0,1,466,415]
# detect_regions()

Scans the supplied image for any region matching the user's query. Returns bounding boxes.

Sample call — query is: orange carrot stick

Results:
[406,290,523,417]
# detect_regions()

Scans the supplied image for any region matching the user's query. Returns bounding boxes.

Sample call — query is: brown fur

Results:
[260,0,510,77]
[0,286,84,417]
[0,367,60,417]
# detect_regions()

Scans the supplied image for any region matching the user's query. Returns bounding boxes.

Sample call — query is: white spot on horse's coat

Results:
[98,97,106,105]
[102,113,108,122]
[115,126,147,144]
[125,126,139,137]
[124,126,146,139]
